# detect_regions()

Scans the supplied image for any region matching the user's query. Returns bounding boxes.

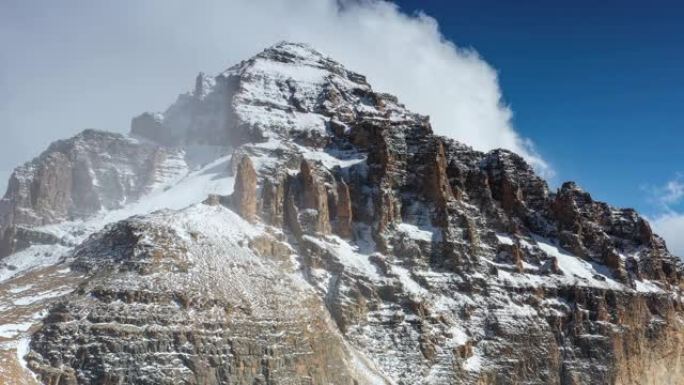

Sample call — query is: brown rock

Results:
[424,140,452,227]
[334,179,353,239]
[261,177,285,227]
[203,194,222,206]
[540,257,562,275]
[31,152,74,222]
[511,245,524,273]
[499,176,523,214]
[249,234,293,261]
[299,160,331,235]
[232,156,258,223]
[284,188,303,239]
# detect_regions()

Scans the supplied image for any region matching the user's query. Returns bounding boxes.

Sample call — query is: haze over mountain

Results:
[0,0,549,193]
[6,0,683,258]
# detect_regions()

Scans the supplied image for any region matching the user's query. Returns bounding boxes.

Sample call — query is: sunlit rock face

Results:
[0,129,188,257]
[0,42,682,385]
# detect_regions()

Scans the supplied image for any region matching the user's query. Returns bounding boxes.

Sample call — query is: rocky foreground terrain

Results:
[0,42,682,385]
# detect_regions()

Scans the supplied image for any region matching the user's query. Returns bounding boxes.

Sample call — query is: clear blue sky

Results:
[396,0,684,216]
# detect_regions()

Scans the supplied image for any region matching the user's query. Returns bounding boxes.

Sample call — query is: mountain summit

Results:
[131,42,422,147]
[0,42,682,385]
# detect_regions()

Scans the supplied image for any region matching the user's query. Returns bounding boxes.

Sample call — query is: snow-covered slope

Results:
[132,41,423,148]
[0,141,237,384]
[0,42,682,385]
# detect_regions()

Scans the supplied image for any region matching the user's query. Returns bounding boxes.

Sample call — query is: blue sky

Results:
[395,0,683,216]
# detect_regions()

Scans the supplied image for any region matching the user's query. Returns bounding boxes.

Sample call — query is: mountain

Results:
[0,42,682,385]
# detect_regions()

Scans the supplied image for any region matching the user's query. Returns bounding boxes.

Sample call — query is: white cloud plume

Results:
[645,174,684,258]
[650,213,684,258]
[644,173,684,211]
[0,0,551,196]
[658,174,684,206]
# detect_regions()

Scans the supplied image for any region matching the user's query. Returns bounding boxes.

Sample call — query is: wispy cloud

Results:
[658,174,684,207]
[644,173,684,212]
[650,212,684,258]
[645,174,684,257]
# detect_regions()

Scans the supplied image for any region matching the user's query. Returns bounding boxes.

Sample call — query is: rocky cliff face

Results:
[0,129,188,257]
[27,206,373,385]
[0,42,682,385]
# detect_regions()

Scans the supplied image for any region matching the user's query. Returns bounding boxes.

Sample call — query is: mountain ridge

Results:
[0,41,681,385]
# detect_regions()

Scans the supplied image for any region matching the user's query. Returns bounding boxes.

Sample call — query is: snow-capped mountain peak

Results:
[0,42,682,385]
[132,41,422,149]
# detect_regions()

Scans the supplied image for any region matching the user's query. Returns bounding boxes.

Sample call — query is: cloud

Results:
[645,174,684,258]
[644,173,684,211]
[0,0,551,196]
[650,213,684,258]
[658,174,684,206]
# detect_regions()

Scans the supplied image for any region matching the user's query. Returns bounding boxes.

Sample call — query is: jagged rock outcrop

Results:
[231,156,258,223]
[0,42,682,385]
[0,129,188,257]
[0,225,64,257]
[334,178,354,239]
[295,159,332,235]
[27,206,376,385]
[131,73,232,146]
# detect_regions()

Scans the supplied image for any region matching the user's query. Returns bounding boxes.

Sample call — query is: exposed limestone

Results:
[0,129,188,258]
[298,160,331,235]
[261,177,286,227]
[423,140,452,228]
[0,42,682,385]
[334,179,354,239]
[0,225,63,257]
[232,156,258,223]
[25,208,377,385]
